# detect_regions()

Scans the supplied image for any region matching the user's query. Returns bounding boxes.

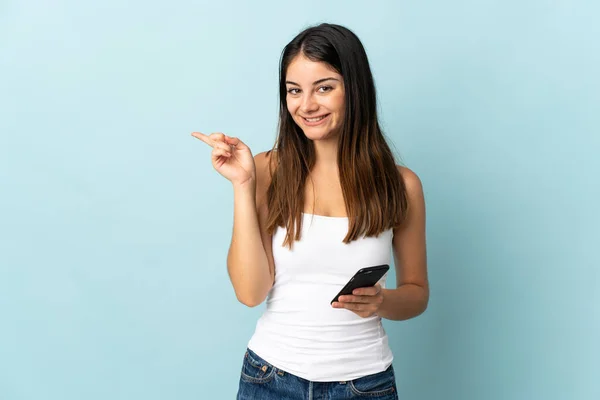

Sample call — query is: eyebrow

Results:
[285,77,340,86]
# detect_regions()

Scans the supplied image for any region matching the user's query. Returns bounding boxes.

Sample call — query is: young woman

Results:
[193,23,428,400]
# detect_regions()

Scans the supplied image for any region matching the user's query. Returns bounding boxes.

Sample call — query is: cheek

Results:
[329,94,345,115]
[286,98,298,115]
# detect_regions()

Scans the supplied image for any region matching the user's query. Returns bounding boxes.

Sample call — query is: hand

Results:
[191,131,255,186]
[332,284,384,318]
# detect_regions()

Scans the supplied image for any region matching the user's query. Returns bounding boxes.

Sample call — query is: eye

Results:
[318,85,333,93]
[287,88,300,95]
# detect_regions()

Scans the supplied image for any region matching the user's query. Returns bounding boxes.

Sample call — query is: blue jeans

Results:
[236,348,399,399]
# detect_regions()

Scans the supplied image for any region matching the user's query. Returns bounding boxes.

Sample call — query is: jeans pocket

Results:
[349,365,397,397]
[240,349,277,384]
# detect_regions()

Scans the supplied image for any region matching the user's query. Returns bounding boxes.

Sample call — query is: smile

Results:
[302,114,331,126]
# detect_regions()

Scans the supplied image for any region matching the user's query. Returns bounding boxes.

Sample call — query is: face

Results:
[285,54,345,141]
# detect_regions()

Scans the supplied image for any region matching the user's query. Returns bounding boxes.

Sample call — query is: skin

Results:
[192,53,429,320]
[285,53,345,169]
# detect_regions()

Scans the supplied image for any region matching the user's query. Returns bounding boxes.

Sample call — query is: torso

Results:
[248,165,395,381]
[248,153,396,380]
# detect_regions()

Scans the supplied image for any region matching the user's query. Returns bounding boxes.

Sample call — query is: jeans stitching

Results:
[348,367,396,397]
[240,350,276,384]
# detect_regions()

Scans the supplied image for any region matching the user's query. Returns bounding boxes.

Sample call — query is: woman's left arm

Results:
[376,166,429,321]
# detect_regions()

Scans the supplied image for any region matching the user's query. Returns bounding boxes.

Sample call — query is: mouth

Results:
[301,114,331,126]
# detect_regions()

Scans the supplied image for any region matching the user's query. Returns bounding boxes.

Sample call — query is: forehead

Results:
[286,54,341,83]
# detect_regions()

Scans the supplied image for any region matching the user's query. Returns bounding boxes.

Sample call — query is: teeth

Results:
[305,115,327,122]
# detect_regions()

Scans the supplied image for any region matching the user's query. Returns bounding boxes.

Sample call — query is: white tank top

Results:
[247,212,394,382]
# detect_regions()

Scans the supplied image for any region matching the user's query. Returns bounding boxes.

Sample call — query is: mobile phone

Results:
[331,264,390,304]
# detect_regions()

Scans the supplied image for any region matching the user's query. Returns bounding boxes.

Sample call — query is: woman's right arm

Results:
[227,151,276,307]
[191,131,275,307]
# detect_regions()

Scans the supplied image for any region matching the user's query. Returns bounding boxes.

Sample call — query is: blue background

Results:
[1,1,598,399]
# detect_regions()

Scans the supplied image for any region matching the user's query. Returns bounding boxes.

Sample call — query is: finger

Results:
[193,132,233,154]
[212,147,232,159]
[353,284,381,296]
[191,131,214,146]
[351,288,378,296]
[208,133,235,154]
[223,135,247,149]
[191,132,227,148]
[335,302,367,312]
[210,132,227,143]
[213,140,233,154]
[339,295,372,304]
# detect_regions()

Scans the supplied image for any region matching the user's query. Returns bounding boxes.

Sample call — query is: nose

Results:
[300,93,319,114]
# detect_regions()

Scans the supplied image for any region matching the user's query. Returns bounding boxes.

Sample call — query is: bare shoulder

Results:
[394,165,426,234]
[254,150,278,180]
[396,165,424,197]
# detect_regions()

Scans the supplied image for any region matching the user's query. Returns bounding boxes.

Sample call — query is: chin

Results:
[314,129,343,141]
[301,130,333,141]
[297,123,341,141]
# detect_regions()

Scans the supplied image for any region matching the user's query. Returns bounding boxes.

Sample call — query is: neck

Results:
[312,135,340,171]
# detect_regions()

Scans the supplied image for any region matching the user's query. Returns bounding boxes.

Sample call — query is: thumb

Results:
[224,135,245,148]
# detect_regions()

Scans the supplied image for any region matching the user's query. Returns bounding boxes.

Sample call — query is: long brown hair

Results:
[265,23,408,249]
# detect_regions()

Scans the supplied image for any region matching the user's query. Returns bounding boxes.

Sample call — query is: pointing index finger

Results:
[191,131,214,147]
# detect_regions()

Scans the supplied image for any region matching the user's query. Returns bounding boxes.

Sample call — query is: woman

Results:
[193,23,428,400]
